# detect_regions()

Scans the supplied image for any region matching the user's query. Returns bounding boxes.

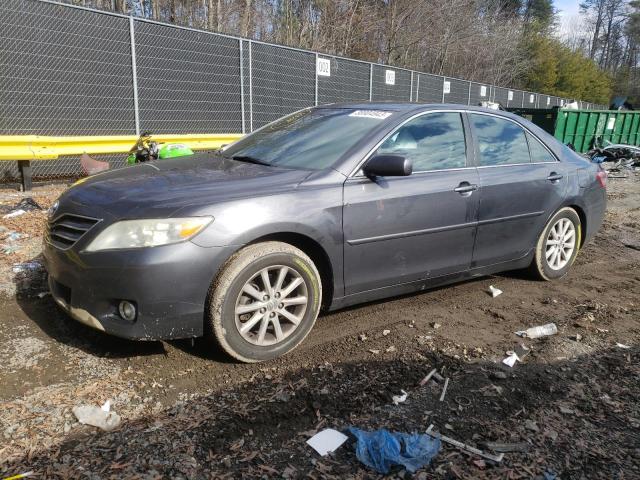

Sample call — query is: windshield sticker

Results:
[348,110,392,120]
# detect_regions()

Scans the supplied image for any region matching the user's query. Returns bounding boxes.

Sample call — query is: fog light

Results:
[118,300,136,321]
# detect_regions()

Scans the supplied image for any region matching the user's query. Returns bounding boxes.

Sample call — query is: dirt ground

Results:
[0,172,639,479]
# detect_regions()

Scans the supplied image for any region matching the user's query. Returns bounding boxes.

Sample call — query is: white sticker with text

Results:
[316,57,331,77]
[385,70,395,85]
[349,110,392,120]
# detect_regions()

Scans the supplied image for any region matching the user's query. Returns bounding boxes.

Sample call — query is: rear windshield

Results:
[222,108,393,170]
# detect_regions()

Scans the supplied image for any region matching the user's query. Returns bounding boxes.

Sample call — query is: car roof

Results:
[316,102,520,116]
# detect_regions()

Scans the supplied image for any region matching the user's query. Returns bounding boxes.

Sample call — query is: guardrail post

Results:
[18,160,32,191]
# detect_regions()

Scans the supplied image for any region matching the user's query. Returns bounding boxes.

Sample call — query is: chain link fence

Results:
[0,0,606,182]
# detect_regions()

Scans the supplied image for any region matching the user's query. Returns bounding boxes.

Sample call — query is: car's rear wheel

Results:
[530,207,582,281]
[207,241,322,363]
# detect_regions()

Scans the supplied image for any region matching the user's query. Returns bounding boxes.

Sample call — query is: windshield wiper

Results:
[229,155,271,166]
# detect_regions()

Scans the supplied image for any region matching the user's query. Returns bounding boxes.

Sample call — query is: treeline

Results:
[63,0,640,105]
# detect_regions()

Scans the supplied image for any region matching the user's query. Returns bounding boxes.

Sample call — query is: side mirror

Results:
[363,155,412,177]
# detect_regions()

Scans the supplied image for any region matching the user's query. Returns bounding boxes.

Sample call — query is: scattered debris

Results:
[524,420,539,432]
[348,427,441,474]
[515,323,558,338]
[571,333,583,342]
[12,261,43,273]
[382,329,391,336]
[502,352,518,368]
[358,334,367,341]
[439,378,449,402]
[503,344,530,367]
[3,209,26,219]
[2,472,35,480]
[616,343,631,349]
[425,425,503,463]
[559,405,575,415]
[392,389,408,405]
[72,401,121,432]
[484,442,529,453]
[418,368,438,387]
[385,345,396,353]
[1,197,42,218]
[306,428,348,456]
[487,285,503,298]
[489,371,507,380]
[431,322,441,329]
[80,153,110,175]
[368,349,380,355]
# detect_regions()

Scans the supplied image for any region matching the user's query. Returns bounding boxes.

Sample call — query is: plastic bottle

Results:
[520,323,558,338]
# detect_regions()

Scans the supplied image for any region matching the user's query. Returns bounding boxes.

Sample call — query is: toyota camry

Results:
[43,104,607,362]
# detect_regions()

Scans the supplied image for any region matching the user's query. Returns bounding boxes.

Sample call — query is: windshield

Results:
[222,108,393,170]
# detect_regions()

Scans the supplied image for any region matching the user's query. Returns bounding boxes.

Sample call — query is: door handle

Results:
[547,172,563,182]
[453,182,478,195]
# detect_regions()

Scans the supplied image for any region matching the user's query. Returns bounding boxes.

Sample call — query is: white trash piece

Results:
[73,401,121,431]
[488,285,503,298]
[392,389,408,405]
[306,428,348,456]
[502,352,518,368]
[515,323,557,339]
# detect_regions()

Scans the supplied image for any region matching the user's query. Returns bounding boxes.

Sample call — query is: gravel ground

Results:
[0,171,639,479]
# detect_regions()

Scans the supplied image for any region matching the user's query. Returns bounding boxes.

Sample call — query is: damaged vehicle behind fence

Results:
[43,104,607,362]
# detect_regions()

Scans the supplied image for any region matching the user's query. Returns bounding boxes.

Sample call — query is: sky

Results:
[555,0,585,38]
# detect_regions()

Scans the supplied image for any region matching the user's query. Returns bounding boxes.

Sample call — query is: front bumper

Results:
[43,240,236,340]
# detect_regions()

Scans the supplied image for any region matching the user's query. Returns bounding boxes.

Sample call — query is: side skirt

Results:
[327,252,534,311]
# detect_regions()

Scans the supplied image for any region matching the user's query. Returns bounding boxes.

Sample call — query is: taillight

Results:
[596,171,607,188]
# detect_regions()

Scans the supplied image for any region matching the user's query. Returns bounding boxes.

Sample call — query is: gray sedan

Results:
[43,104,607,362]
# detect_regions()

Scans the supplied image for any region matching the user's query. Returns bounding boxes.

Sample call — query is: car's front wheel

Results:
[207,241,322,362]
[530,207,582,280]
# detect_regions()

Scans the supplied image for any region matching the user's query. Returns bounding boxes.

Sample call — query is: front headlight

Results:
[84,217,213,252]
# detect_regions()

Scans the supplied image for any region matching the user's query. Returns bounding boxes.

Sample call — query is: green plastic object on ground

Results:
[508,108,640,153]
[158,143,194,159]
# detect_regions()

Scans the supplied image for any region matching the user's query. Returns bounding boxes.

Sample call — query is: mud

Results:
[0,172,639,479]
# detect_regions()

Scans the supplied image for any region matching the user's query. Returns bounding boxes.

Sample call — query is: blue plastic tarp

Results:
[348,427,441,474]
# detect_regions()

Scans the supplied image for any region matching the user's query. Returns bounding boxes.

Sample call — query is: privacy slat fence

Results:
[0,0,606,181]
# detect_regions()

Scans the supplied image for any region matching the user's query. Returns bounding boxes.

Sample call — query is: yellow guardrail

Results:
[0,134,244,160]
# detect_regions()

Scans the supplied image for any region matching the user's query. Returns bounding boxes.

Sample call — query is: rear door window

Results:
[374,112,467,172]
[471,114,531,166]
[526,132,557,163]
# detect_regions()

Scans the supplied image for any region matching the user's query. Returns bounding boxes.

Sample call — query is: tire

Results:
[207,241,322,363]
[530,207,582,281]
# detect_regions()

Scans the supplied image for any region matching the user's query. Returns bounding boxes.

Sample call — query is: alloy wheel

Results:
[545,218,576,271]
[234,265,309,346]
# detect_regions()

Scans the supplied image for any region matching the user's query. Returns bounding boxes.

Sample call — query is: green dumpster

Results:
[508,108,640,153]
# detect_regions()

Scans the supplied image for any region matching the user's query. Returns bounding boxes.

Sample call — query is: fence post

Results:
[129,16,140,136]
[239,40,245,134]
[467,83,471,106]
[410,71,414,102]
[249,40,253,132]
[415,74,420,102]
[315,53,319,106]
[369,64,373,101]
[441,77,445,103]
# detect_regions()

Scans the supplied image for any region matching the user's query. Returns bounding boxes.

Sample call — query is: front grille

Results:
[47,214,100,250]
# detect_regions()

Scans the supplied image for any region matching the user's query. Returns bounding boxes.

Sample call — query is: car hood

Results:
[59,153,314,218]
